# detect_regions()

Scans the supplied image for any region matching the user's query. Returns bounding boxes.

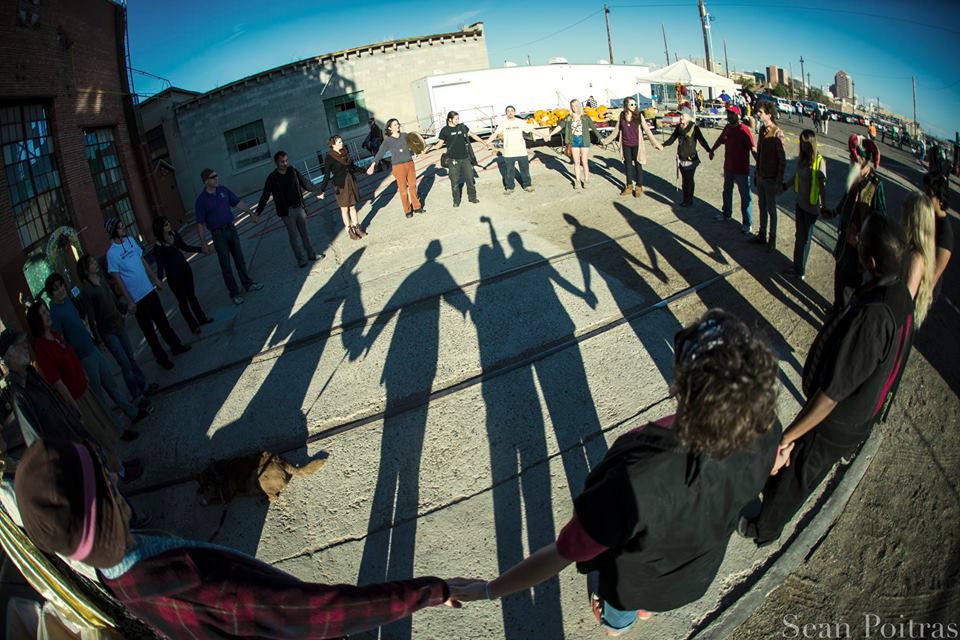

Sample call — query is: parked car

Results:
[774,97,794,114]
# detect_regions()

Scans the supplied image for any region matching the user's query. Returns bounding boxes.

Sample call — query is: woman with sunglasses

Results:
[662,107,711,207]
[602,97,663,197]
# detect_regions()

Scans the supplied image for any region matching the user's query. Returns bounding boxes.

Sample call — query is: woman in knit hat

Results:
[662,107,712,207]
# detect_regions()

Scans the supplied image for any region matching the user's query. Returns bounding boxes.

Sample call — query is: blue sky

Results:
[127,0,960,138]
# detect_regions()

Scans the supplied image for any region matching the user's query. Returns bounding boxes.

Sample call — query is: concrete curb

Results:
[690,430,884,639]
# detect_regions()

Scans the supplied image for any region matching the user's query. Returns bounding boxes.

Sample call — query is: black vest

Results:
[574,422,780,611]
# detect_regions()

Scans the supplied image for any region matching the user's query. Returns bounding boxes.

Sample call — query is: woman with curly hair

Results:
[900,192,937,326]
[319,135,366,240]
[449,309,782,635]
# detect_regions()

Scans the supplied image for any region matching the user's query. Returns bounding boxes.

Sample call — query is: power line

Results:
[609,2,960,36]
[503,9,603,51]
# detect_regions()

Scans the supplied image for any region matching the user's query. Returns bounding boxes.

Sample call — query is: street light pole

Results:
[799,56,806,99]
[661,24,670,66]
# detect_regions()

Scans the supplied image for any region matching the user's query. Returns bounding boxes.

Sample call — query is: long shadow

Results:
[616,202,807,403]
[361,180,398,230]
[564,213,679,382]
[201,248,367,554]
[474,218,608,639]
[356,240,470,640]
[532,149,575,186]
[417,164,438,207]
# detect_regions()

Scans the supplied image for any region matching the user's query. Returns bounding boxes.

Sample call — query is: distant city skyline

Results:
[127,0,960,138]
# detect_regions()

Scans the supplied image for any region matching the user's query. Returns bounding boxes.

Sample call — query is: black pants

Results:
[168,268,208,331]
[755,421,869,544]
[679,160,699,204]
[134,289,182,363]
[447,158,476,203]
[622,146,644,187]
[211,224,253,298]
[793,207,818,276]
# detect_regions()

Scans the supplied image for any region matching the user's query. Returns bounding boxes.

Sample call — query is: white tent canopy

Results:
[637,59,738,92]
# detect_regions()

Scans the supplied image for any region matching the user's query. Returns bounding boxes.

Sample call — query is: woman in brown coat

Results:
[319,135,366,240]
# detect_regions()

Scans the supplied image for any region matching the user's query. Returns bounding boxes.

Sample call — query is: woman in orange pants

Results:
[367,118,425,218]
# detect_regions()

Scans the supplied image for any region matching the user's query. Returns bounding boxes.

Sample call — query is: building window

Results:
[145,125,169,165]
[83,128,140,239]
[324,91,367,133]
[224,120,270,171]
[17,0,40,27]
[0,103,71,252]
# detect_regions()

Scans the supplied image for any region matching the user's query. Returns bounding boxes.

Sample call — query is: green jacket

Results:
[558,115,602,147]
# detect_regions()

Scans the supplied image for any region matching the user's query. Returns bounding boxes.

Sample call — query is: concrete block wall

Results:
[175,34,489,202]
[0,0,153,325]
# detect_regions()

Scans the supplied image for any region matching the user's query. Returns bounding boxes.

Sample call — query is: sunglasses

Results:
[207,173,218,180]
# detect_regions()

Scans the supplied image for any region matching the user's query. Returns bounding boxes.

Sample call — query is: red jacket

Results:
[100,546,449,639]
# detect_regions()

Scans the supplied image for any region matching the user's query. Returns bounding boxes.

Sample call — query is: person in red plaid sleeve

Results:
[14,439,472,639]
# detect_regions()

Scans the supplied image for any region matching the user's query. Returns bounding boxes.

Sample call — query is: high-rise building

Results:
[778,68,789,87]
[834,70,854,100]
[766,65,779,87]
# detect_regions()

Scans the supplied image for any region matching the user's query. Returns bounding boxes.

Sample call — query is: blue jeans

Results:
[722,171,753,229]
[211,223,254,297]
[103,328,146,401]
[600,599,638,634]
[80,349,137,421]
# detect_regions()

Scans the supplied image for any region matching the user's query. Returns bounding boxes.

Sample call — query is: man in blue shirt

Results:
[195,168,264,305]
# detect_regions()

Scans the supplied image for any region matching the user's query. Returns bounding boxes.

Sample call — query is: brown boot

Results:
[620,183,632,196]
[347,225,358,240]
[633,185,643,198]
[354,225,367,238]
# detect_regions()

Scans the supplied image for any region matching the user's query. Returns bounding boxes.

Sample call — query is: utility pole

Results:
[723,39,729,78]
[604,5,614,65]
[799,56,806,99]
[661,24,670,66]
[789,62,794,99]
[912,76,918,137]
[807,72,812,96]
[698,0,714,71]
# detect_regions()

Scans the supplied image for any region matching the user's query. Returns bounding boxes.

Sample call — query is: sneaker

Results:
[415,207,426,214]
[405,211,414,218]
[713,213,725,221]
[504,188,515,195]
[737,515,760,540]
[308,253,320,261]
[158,359,175,370]
[120,429,140,442]
[523,186,535,192]
[232,296,245,305]
[740,225,751,234]
[469,197,480,204]
[247,282,264,292]
[171,344,191,355]
[453,201,461,208]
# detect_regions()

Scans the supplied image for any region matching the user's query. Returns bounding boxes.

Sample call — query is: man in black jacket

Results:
[257,151,325,268]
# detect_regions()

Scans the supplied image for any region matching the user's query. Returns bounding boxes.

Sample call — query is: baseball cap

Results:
[727,105,741,117]
[200,168,216,182]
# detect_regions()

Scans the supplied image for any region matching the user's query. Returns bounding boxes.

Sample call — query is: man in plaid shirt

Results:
[15,439,469,639]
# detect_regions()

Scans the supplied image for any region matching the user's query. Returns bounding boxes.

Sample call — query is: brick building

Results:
[146,23,489,207]
[0,0,157,328]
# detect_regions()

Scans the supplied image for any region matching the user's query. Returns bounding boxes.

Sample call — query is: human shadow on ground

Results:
[199,248,367,554]
[361,180,398,230]
[532,149,576,186]
[355,240,471,640]
[417,163,438,208]
[474,218,608,640]
[616,203,806,403]
[565,213,680,383]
